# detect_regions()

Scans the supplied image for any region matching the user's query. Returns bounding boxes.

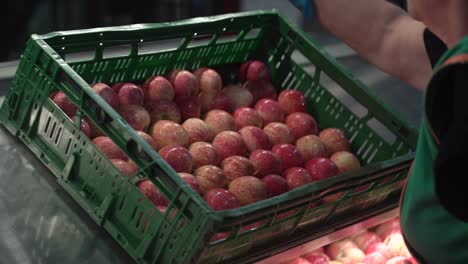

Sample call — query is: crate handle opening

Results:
[64,50,96,63]
[138,38,183,55]
[103,44,132,59]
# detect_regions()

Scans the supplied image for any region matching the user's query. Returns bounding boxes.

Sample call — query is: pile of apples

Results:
[285,217,418,264]
[50,59,362,214]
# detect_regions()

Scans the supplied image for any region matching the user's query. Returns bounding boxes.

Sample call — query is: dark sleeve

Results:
[423,29,448,68]
[434,64,468,222]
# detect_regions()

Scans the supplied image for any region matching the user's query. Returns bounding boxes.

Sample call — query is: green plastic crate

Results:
[0,10,417,264]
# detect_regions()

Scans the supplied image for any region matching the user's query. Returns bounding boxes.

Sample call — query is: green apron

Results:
[400,36,468,263]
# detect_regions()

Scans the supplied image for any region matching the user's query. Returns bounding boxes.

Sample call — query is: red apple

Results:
[263,122,295,145]
[175,96,201,120]
[285,112,319,139]
[366,243,391,258]
[92,83,120,110]
[228,176,267,205]
[150,120,189,150]
[117,82,144,106]
[167,69,182,83]
[296,135,328,161]
[221,156,255,181]
[72,116,91,138]
[136,131,158,150]
[272,144,304,170]
[319,128,350,155]
[178,172,200,193]
[223,84,254,110]
[158,145,192,173]
[335,247,365,264]
[118,105,151,131]
[182,118,214,144]
[254,99,285,124]
[199,91,232,113]
[170,70,199,98]
[204,109,236,135]
[212,131,247,161]
[261,174,289,197]
[326,239,358,259]
[203,188,240,211]
[375,218,401,239]
[142,76,175,103]
[362,252,388,264]
[409,257,418,264]
[193,68,222,93]
[111,82,125,94]
[353,231,382,252]
[238,126,271,152]
[245,60,270,81]
[239,60,253,83]
[383,233,409,259]
[330,151,361,173]
[233,107,263,129]
[286,258,312,264]
[93,136,127,160]
[189,142,219,169]
[305,158,339,181]
[111,159,137,177]
[302,252,330,264]
[283,167,312,190]
[385,257,412,264]
[277,89,307,114]
[136,179,168,206]
[52,91,78,117]
[249,150,282,177]
[243,80,277,102]
[194,165,227,194]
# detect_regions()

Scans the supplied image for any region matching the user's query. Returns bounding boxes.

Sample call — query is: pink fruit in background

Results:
[92,83,120,110]
[117,82,144,106]
[305,158,339,181]
[189,142,219,169]
[383,233,409,259]
[254,99,285,124]
[228,176,267,205]
[193,68,222,93]
[296,135,328,161]
[244,80,277,102]
[150,120,189,150]
[277,89,307,114]
[286,257,312,264]
[136,179,168,206]
[170,70,199,98]
[326,239,358,259]
[385,257,412,264]
[136,131,158,150]
[353,231,382,252]
[158,145,192,173]
[366,243,390,257]
[362,252,388,264]
[375,218,401,239]
[72,117,91,138]
[319,128,350,155]
[52,91,78,117]
[147,100,182,123]
[199,91,232,113]
[263,122,295,145]
[409,257,418,264]
[307,247,325,255]
[203,188,240,211]
[249,150,282,177]
[178,172,200,193]
[245,60,270,81]
[330,151,361,173]
[283,167,312,190]
[261,174,289,197]
[239,60,253,83]
[204,109,236,135]
[93,136,127,160]
[302,252,330,264]
[272,144,304,170]
[111,159,137,176]
[118,105,151,131]
[335,247,365,264]
[233,107,263,129]
[194,165,227,194]
[182,118,214,144]
[221,156,255,181]
[212,131,247,161]
[223,84,254,110]
[238,126,271,152]
[285,112,319,139]
[176,96,201,120]
[142,76,175,103]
